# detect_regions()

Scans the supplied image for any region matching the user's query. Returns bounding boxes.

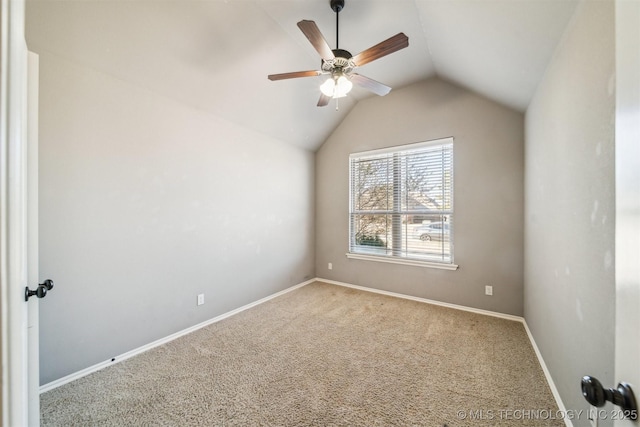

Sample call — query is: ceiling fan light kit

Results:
[267,0,408,107]
[320,73,352,98]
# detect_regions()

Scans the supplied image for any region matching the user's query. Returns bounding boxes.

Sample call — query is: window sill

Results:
[346,252,459,270]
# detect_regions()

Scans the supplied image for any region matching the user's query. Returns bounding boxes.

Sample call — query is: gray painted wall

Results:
[524,2,615,425]
[37,52,315,384]
[316,78,525,315]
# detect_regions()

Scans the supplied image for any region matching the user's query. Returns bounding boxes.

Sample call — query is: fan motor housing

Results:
[333,49,352,62]
[321,49,353,72]
[322,53,354,73]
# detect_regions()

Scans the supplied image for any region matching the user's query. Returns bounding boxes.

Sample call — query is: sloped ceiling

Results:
[26,0,579,151]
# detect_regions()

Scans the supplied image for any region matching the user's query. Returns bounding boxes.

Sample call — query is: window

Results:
[348,137,455,268]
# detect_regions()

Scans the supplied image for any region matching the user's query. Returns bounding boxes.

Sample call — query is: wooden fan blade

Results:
[350,73,392,96]
[351,33,409,67]
[317,93,331,107]
[297,20,335,61]
[268,70,322,81]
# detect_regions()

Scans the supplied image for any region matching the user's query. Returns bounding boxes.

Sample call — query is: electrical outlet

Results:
[485,285,493,296]
[197,294,205,306]
[328,262,333,270]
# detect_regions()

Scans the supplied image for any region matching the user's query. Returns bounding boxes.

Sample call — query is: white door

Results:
[614,0,640,425]
[1,0,40,425]
[27,50,41,426]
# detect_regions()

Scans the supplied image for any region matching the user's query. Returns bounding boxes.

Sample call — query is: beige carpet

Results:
[41,281,563,426]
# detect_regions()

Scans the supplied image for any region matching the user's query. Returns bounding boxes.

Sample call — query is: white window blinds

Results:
[349,138,454,264]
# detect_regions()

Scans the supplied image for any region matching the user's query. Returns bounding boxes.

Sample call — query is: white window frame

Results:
[347,137,458,270]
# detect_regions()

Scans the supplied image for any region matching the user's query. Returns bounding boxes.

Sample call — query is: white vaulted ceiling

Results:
[26,0,579,151]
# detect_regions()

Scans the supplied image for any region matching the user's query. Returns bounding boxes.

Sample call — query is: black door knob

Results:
[40,279,54,291]
[581,375,638,420]
[25,279,55,301]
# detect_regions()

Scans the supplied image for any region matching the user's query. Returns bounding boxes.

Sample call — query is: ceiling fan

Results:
[267,0,409,107]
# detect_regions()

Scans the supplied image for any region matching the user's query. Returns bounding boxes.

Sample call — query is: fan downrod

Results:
[330,0,344,13]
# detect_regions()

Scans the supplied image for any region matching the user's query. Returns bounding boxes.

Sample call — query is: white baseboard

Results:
[39,278,316,394]
[41,276,572,427]
[521,321,573,427]
[316,277,523,322]
[316,277,572,427]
